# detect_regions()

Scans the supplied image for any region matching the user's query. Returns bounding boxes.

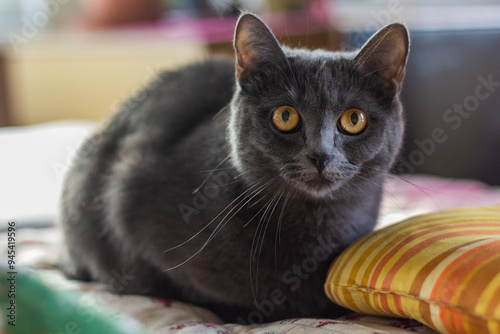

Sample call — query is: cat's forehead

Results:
[284,48,355,69]
[281,48,365,111]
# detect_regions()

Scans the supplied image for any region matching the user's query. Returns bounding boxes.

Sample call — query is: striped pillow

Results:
[325,206,500,334]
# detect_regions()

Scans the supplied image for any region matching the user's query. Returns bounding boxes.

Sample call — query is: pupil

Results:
[350,112,359,125]
[282,110,290,123]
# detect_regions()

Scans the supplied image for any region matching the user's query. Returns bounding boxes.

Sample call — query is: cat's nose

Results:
[308,153,331,173]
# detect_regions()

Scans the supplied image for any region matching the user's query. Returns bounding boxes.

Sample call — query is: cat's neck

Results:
[234,173,384,254]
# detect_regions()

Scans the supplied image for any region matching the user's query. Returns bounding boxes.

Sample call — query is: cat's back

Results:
[118,58,235,139]
[62,59,236,213]
[67,58,235,174]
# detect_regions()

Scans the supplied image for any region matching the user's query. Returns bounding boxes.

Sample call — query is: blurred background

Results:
[0,0,499,189]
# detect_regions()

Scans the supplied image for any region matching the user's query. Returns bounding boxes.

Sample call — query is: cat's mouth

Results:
[293,173,345,197]
[278,162,359,197]
[307,174,334,188]
[285,167,359,197]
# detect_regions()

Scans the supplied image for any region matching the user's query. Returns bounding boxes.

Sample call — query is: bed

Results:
[2,121,500,334]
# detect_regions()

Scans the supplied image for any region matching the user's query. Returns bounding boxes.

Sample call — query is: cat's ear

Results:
[355,23,409,95]
[233,13,287,83]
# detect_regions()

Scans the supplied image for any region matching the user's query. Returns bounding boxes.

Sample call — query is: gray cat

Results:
[60,13,409,324]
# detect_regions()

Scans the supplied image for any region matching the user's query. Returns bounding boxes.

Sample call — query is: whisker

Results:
[248,195,266,209]
[258,186,286,261]
[212,105,229,120]
[162,250,201,271]
[274,188,292,266]
[264,186,289,272]
[163,178,270,272]
[383,172,443,210]
[249,186,280,303]
[362,164,444,212]
[202,177,247,189]
[234,169,253,179]
[202,178,276,249]
[243,185,281,228]
[257,192,283,296]
[254,186,287,298]
[251,188,281,260]
[200,167,232,173]
[354,173,405,213]
[192,155,231,194]
[163,177,264,253]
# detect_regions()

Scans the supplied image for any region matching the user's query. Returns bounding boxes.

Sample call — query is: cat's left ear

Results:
[233,13,288,83]
[355,23,409,95]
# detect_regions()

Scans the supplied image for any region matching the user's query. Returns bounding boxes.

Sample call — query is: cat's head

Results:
[229,13,409,199]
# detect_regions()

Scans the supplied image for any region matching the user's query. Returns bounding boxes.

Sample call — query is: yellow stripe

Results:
[330,220,413,289]
[463,313,472,334]
[488,320,500,333]
[496,289,500,320]
[475,260,500,315]
[401,233,499,289]
[375,225,500,291]
[362,219,471,287]
[366,214,500,282]
[451,251,500,331]
[419,237,498,300]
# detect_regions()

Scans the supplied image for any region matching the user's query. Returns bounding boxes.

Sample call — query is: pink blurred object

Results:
[119,8,331,44]
[378,174,500,228]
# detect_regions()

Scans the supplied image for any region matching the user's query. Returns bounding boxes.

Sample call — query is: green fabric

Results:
[0,268,149,334]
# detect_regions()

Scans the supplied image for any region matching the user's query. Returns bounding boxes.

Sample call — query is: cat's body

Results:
[61,14,409,323]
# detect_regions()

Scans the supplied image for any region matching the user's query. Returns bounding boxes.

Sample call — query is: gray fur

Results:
[60,14,409,323]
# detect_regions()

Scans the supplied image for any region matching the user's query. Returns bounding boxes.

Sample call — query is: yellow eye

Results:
[339,108,367,135]
[272,106,300,132]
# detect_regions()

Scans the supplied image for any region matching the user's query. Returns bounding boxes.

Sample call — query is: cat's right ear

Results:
[233,13,287,83]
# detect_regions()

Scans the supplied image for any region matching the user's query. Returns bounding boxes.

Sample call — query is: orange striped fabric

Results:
[325,206,500,334]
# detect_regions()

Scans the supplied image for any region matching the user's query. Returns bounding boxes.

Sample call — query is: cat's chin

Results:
[288,174,346,199]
